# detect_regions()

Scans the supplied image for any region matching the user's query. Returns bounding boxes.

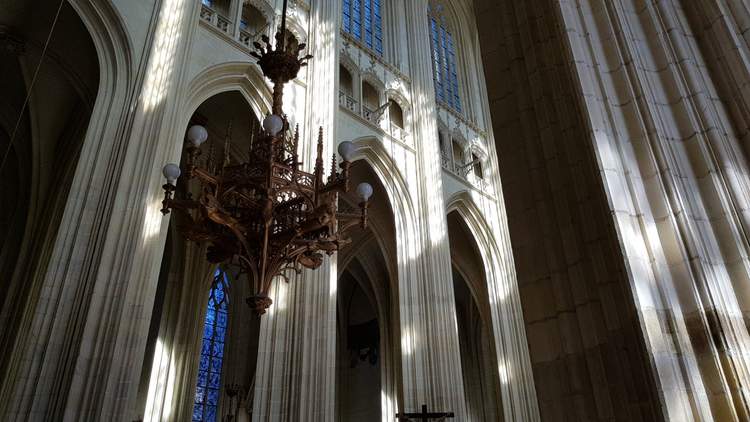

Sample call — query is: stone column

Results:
[142,242,215,422]
[2,0,203,420]
[400,0,468,418]
[251,0,340,420]
[558,0,750,419]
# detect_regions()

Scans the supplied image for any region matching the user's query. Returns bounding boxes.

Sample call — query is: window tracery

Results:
[429,3,461,113]
[192,269,230,422]
[342,0,383,55]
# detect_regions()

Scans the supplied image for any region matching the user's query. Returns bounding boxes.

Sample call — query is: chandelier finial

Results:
[250,0,312,116]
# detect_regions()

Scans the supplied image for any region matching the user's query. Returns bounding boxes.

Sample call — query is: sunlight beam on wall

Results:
[142,0,187,111]
[143,198,165,241]
[143,339,176,421]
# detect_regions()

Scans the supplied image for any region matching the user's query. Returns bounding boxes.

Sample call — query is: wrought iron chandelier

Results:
[160,0,373,314]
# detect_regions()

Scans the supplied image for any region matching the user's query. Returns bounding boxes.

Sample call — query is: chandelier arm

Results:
[237,254,260,293]
[191,167,219,185]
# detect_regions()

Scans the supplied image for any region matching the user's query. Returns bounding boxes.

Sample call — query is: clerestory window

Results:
[429,5,461,112]
[342,0,383,55]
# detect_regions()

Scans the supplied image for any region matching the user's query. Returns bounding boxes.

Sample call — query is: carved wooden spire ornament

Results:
[160,0,372,314]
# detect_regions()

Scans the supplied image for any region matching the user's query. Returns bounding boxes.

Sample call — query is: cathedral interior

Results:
[2,0,750,421]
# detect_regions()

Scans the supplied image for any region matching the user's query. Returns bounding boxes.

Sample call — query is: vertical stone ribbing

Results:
[401,0,467,418]
[557,0,750,419]
[4,0,203,420]
[475,0,665,420]
[252,0,340,420]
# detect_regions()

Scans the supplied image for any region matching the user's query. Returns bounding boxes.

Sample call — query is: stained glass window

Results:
[429,9,462,113]
[201,0,213,7]
[342,0,383,55]
[192,269,230,422]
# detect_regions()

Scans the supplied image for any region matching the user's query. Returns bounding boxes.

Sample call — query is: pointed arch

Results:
[184,62,272,127]
[0,0,136,418]
[348,137,416,235]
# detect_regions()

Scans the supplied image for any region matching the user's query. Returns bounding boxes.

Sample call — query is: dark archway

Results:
[138,90,263,421]
[0,0,100,389]
[337,159,400,421]
[447,210,502,421]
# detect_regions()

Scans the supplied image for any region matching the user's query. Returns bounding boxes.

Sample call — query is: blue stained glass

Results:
[364,0,372,49]
[209,372,221,389]
[205,406,217,422]
[201,0,213,6]
[429,15,461,112]
[212,357,223,371]
[214,287,224,303]
[193,404,203,421]
[342,0,382,56]
[192,269,230,421]
[207,388,220,405]
[374,0,382,54]
[343,0,351,32]
[212,342,224,357]
[352,0,361,39]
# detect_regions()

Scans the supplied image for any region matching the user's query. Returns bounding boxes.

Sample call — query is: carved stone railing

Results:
[338,92,410,144]
[200,4,214,23]
[339,91,358,113]
[238,28,253,47]
[439,151,489,190]
[362,106,378,125]
[216,14,231,33]
[441,153,453,173]
[389,123,405,141]
[200,4,232,34]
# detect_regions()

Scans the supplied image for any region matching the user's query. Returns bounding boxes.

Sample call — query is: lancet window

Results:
[342,0,383,55]
[429,5,461,112]
[192,269,230,422]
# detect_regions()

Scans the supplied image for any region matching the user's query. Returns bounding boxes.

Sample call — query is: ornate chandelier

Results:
[160,0,373,314]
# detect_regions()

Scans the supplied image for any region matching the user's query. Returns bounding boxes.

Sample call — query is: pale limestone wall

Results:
[1,0,538,421]
[475,0,665,420]
[478,0,750,421]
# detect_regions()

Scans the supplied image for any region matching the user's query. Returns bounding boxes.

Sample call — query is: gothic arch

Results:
[361,71,385,93]
[0,0,134,418]
[334,148,403,421]
[445,192,506,421]
[445,193,497,320]
[349,137,417,250]
[469,138,488,161]
[384,88,410,130]
[183,62,272,127]
[385,88,409,111]
[445,192,500,285]
[246,0,274,25]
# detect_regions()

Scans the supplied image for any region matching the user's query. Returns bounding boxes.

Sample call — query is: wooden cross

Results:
[396,404,455,421]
